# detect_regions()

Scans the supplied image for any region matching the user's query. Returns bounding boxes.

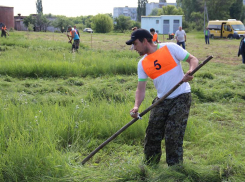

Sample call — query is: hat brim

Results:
[126,38,136,45]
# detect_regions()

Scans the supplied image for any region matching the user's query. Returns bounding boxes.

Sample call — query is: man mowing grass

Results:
[67,25,80,52]
[126,29,199,166]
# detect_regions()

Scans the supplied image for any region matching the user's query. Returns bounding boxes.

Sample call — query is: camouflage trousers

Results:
[144,92,191,166]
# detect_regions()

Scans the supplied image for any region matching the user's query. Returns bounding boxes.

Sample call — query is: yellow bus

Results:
[207,19,245,39]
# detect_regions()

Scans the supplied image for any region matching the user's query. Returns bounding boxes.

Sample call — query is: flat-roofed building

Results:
[141,15,182,35]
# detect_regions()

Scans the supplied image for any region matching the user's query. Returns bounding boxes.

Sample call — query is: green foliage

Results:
[241,6,245,23]
[176,0,182,8]
[84,15,93,28]
[52,16,73,32]
[0,31,245,181]
[45,13,56,18]
[207,0,236,20]
[91,14,113,33]
[69,15,93,28]
[36,0,43,14]
[229,0,243,20]
[149,8,161,16]
[23,15,36,28]
[23,14,50,31]
[137,0,148,21]
[180,0,245,31]
[74,23,85,31]
[36,14,51,31]
[131,20,141,30]
[27,23,34,31]
[161,5,183,15]
[190,12,203,31]
[181,0,203,22]
[114,15,133,32]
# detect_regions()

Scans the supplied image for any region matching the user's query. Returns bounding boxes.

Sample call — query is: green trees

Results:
[23,14,51,31]
[22,0,50,31]
[52,16,73,32]
[149,4,183,16]
[137,0,148,21]
[36,0,43,14]
[161,5,183,15]
[114,15,133,32]
[149,8,161,16]
[207,0,236,20]
[229,0,243,20]
[36,14,51,31]
[91,14,113,33]
[180,0,243,21]
[23,15,36,28]
[177,0,245,31]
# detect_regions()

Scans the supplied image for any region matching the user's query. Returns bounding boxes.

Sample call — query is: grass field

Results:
[0,31,245,182]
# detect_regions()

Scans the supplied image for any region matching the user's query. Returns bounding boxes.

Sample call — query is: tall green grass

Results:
[0,31,245,181]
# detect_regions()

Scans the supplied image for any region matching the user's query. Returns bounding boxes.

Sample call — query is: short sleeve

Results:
[167,43,190,62]
[137,58,148,81]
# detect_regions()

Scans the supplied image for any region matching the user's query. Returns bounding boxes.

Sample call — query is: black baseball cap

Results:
[126,29,153,45]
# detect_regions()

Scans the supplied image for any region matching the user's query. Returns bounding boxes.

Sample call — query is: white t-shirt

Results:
[175,30,186,42]
[137,42,190,99]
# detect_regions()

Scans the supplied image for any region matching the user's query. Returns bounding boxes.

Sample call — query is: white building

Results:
[141,15,182,34]
[113,6,137,21]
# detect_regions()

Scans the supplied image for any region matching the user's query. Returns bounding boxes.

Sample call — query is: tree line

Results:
[23,0,245,33]
[23,13,141,33]
[149,0,245,31]
[22,0,141,33]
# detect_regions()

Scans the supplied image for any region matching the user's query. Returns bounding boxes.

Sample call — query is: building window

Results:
[174,20,179,24]
[156,20,159,24]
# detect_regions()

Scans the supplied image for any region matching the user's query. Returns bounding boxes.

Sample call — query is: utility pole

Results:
[204,1,209,30]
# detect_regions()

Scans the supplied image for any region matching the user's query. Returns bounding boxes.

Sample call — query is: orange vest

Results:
[70,29,77,35]
[152,33,158,42]
[141,46,177,79]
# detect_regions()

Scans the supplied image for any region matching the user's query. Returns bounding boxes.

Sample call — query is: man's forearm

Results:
[187,55,198,71]
[134,89,145,108]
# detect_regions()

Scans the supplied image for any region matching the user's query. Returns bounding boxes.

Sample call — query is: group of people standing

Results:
[67,25,80,52]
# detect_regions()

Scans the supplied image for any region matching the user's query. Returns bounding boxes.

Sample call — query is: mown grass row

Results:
[0,31,245,181]
[1,89,244,181]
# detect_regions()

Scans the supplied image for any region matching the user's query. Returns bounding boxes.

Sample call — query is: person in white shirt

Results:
[126,29,199,166]
[175,26,186,49]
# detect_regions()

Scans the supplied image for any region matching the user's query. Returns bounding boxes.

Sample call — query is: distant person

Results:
[175,26,186,49]
[204,27,210,44]
[132,27,137,31]
[67,25,80,52]
[1,25,8,38]
[126,29,199,166]
[238,34,245,64]
[130,27,138,50]
[74,25,80,37]
[150,28,160,44]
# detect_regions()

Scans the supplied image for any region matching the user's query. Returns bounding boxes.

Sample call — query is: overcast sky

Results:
[1,0,176,17]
